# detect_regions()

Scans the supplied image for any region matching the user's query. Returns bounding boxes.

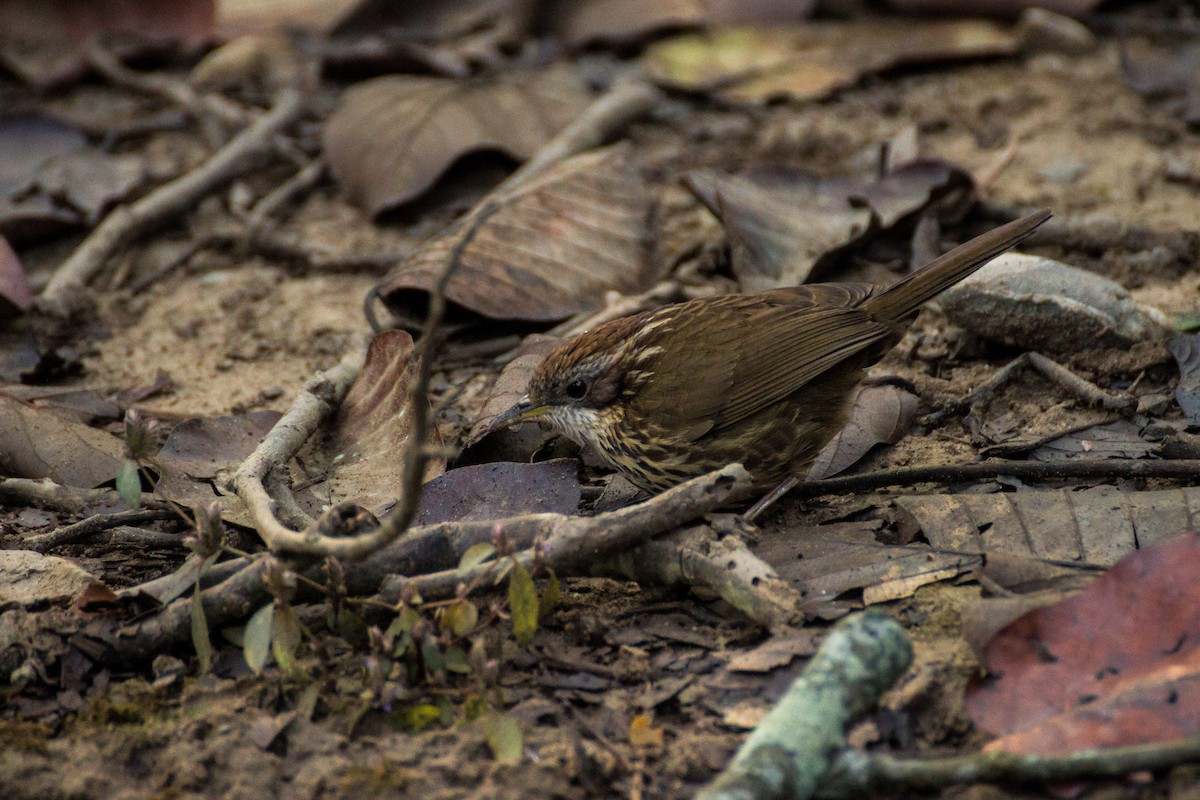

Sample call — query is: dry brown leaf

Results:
[724,629,820,672]
[0,0,214,88]
[302,330,444,516]
[0,394,124,488]
[966,533,1200,757]
[896,485,1200,567]
[413,459,581,526]
[757,521,981,614]
[155,410,281,519]
[543,0,814,47]
[643,21,1017,104]
[375,145,658,322]
[686,161,973,291]
[324,64,591,215]
[808,383,917,480]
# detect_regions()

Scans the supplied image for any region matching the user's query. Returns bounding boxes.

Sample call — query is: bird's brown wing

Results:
[631,284,893,440]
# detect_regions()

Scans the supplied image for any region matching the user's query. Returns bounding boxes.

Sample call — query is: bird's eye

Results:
[565,379,588,399]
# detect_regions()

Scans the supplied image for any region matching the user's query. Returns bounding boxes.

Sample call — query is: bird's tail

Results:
[861,209,1051,323]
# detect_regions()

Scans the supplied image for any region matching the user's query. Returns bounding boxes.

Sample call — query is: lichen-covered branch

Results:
[697,612,913,800]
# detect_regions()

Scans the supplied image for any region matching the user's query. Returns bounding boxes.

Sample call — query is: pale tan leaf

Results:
[643,21,1017,104]
[0,394,124,488]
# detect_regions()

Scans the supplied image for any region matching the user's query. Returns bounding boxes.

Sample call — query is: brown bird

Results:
[488,209,1051,506]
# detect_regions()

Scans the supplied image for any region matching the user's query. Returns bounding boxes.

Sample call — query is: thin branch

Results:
[793,459,1200,502]
[230,333,370,551]
[22,508,178,552]
[0,477,143,514]
[697,612,913,800]
[1027,352,1138,413]
[819,736,1200,797]
[242,157,326,245]
[598,521,803,629]
[374,465,752,603]
[39,88,305,315]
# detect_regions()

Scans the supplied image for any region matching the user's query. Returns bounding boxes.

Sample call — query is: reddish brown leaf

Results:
[0,394,124,488]
[376,145,658,322]
[324,64,590,215]
[966,533,1200,755]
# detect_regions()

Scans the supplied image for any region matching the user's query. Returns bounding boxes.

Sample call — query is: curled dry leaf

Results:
[643,20,1017,104]
[0,394,124,488]
[686,161,973,291]
[939,253,1173,355]
[301,330,444,517]
[543,0,815,47]
[807,383,917,480]
[413,459,581,526]
[966,533,1200,757]
[897,485,1200,567]
[376,145,657,322]
[323,64,591,215]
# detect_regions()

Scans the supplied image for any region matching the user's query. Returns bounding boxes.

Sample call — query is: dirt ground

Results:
[5,10,1200,800]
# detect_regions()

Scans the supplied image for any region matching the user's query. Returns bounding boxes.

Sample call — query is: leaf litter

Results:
[3,6,1200,800]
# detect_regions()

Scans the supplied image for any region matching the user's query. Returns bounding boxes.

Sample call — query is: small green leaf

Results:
[272,605,303,677]
[332,607,368,647]
[244,603,275,674]
[508,559,538,647]
[295,682,320,721]
[394,704,440,732]
[421,639,446,674]
[539,572,561,619]
[484,712,523,764]
[116,459,141,510]
[459,542,496,571]
[191,581,212,676]
[440,600,479,637]
[1176,312,1200,332]
[443,645,470,674]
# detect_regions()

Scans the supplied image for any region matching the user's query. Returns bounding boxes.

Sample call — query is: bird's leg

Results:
[743,476,798,523]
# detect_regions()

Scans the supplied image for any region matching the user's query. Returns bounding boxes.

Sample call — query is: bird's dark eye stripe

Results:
[566,379,587,399]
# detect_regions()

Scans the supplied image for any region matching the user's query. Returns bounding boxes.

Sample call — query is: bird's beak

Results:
[482,396,549,435]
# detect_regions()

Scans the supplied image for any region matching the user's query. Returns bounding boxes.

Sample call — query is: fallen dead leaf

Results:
[412,459,581,526]
[376,145,658,322]
[686,160,973,291]
[301,330,444,517]
[808,383,917,480]
[155,410,281,518]
[543,0,815,47]
[1169,334,1200,425]
[643,21,1018,104]
[0,394,125,488]
[967,533,1200,757]
[887,0,1102,17]
[324,63,591,214]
